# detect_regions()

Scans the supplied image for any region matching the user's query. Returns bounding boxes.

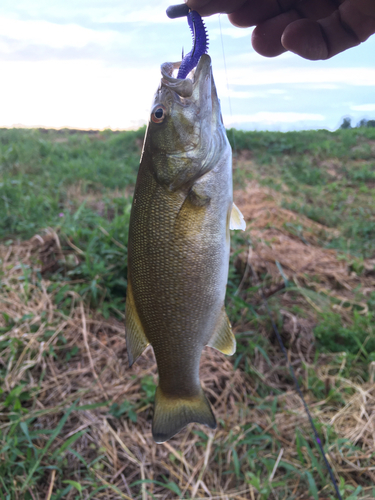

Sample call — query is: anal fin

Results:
[125,279,149,367]
[230,202,246,231]
[207,307,236,355]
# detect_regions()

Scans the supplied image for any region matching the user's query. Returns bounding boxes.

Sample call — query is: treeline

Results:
[340,117,375,129]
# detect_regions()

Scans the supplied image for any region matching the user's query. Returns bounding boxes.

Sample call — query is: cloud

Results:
[296,83,340,90]
[0,2,373,131]
[267,89,287,95]
[1,0,176,25]
[351,104,375,112]
[0,16,129,49]
[0,59,159,129]
[98,7,184,25]
[209,27,252,39]
[228,50,294,65]
[219,89,265,99]
[217,66,375,87]
[85,0,186,25]
[217,88,287,99]
[224,112,325,126]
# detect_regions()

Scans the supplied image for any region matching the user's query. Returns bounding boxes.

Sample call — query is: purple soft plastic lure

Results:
[177,10,208,79]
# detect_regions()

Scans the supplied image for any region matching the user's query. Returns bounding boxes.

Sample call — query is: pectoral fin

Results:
[188,185,211,207]
[125,279,149,367]
[207,307,236,355]
[230,203,246,231]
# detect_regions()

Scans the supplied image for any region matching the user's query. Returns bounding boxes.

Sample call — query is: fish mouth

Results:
[160,55,222,126]
[156,54,225,162]
[161,54,212,99]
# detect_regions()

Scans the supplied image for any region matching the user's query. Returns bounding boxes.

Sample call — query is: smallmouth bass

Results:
[125,54,245,443]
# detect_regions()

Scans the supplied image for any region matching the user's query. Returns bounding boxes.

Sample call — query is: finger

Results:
[250,0,339,57]
[353,0,375,17]
[281,19,331,59]
[343,0,375,41]
[290,0,339,20]
[185,0,248,16]
[282,1,375,59]
[228,0,287,26]
[251,11,301,57]
[228,0,342,28]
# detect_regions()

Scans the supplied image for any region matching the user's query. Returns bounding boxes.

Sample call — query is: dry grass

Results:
[234,181,339,244]
[64,180,134,217]
[1,182,375,498]
[234,182,375,314]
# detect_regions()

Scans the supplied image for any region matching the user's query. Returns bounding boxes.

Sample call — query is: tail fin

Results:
[152,386,216,443]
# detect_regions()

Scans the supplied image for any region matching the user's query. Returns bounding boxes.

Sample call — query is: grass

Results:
[0,126,375,499]
[0,127,143,239]
[229,127,375,258]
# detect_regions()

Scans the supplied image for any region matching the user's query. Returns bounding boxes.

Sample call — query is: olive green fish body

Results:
[126,55,238,443]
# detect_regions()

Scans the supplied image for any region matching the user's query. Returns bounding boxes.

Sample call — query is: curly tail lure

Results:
[166,5,209,79]
[176,10,209,79]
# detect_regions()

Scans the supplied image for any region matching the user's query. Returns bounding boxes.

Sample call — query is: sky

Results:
[0,0,374,131]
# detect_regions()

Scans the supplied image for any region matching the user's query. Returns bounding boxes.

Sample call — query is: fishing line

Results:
[218,15,236,153]
[218,17,342,499]
[191,14,197,58]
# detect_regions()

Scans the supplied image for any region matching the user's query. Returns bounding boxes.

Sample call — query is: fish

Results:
[125,53,245,443]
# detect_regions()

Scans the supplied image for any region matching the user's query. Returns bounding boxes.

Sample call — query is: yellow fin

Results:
[207,307,236,355]
[152,386,216,443]
[230,202,246,231]
[125,279,149,367]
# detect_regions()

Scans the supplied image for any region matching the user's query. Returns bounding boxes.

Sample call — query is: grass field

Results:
[0,126,375,499]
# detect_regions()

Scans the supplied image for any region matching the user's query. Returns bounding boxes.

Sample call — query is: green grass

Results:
[228,126,375,159]
[0,127,144,239]
[0,399,111,499]
[0,128,145,318]
[230,127,375,258]
[1,126,375,499]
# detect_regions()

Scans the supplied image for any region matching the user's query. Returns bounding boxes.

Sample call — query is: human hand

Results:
[185,0,375,60]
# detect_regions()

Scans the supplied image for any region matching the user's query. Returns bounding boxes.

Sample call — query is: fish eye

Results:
[151,105,166,123]
[155,108,163,119]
